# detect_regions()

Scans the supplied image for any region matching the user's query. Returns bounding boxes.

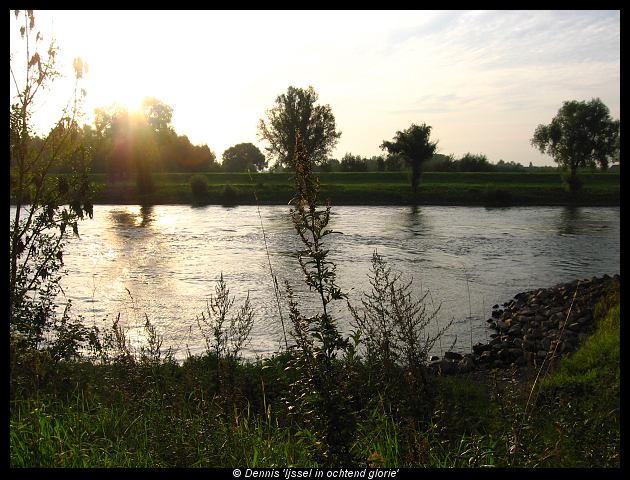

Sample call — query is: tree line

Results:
[311,152,551,173]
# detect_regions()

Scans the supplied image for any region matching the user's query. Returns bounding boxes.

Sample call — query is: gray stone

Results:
[444,351,463,361]
[458,356,475,373]
[532,328,544,340]
[508,325,522,337]
[495,320,509,332]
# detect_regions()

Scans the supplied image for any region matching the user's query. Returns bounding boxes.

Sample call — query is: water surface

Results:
[36,204,619,360]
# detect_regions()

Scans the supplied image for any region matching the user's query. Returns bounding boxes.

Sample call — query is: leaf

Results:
[28,53,40,68]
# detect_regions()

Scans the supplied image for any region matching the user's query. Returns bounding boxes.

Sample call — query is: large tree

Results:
[93,97,177,184]
[138,95,176,146]
[222,142,267,172]
[257,85,341,170]
[380,123,439,194]
[531,98,620,192]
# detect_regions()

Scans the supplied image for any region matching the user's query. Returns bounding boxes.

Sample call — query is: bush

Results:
[189,174,209,201]
[348,251,451,419]
[221,184,238,203]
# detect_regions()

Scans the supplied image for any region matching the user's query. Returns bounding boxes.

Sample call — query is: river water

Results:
[18,204,620,361]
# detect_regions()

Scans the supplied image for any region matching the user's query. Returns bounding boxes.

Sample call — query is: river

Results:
[16,204,619,361]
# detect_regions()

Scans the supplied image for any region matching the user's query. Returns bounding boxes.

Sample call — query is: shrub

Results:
[221,183,238,203]
[189,173,209,201]
[348,251,451,419]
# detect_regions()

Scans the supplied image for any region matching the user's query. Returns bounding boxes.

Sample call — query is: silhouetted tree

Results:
[93,97,178,180]
[138,95,176,147]
[257,85,341,170]
[222,142,267,172]
[163,134,216,173]
[457,152,493,172]
[380,123,439,193]
[339,152,368,172]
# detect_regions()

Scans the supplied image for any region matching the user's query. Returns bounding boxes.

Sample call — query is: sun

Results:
[84,65,151,117]
[98,88,145,113]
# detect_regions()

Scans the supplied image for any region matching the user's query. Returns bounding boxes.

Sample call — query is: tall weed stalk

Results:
[282,129,360,467]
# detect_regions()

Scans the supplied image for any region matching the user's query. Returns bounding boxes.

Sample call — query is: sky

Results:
[10,10,620,167]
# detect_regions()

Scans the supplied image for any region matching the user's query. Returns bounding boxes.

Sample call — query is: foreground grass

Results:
[88,172,620,206]
[10,284,619,467]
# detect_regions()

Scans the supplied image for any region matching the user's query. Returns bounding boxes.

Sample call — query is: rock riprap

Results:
[429,274,620,375]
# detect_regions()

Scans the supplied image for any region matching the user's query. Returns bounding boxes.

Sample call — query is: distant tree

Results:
[457,152,494,172]
[384,153,405,172]
[257,85,342,170]
[105,111,158,193]
[93,97,177,179]
[380,123,439,193]
[531,98,620,192]
[339,152,368,172]
[423,153,457,172]
[319,158,340,172]
[495,159,526,172]
[222,142,267,172]
[374,155,386,171]
[163,134,217,173]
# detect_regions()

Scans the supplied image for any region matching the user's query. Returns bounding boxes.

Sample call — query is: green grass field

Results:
[91,171,620,206]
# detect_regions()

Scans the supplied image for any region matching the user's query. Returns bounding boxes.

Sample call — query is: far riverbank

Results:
[86,172,620,206]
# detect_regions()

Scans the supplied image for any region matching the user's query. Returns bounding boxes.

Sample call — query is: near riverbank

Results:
[429,273,620,375]
[88,172,620,206]
[10,275,620,467]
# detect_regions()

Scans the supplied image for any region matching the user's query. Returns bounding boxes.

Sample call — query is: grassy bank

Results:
[10,283,620,467]
[89,172,620,206]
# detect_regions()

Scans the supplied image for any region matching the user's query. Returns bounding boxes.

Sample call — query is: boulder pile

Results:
[429,274,620,375]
